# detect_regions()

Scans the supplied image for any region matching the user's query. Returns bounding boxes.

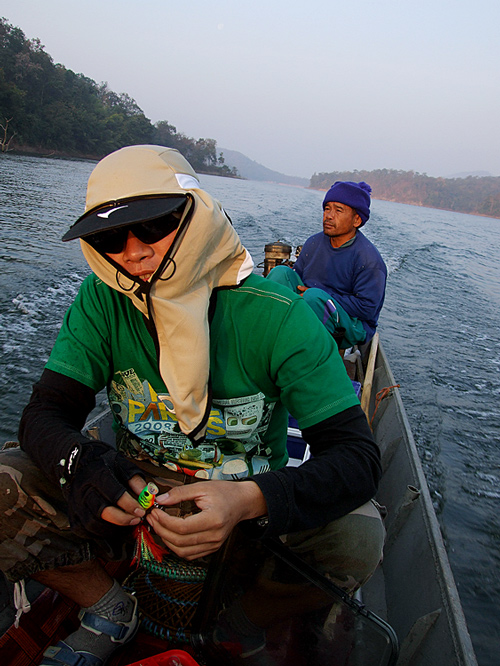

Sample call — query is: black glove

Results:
[60,441,144,539]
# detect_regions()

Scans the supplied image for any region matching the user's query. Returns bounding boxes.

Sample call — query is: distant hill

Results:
[310,169,500,219]
[219,148,308,186]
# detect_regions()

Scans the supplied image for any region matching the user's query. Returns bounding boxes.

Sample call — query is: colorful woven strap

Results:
[140,556,207,582]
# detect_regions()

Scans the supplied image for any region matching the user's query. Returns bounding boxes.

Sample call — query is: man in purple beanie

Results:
[268,181,387,347]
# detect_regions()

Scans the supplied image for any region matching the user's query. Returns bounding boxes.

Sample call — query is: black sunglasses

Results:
[84,214,180,255]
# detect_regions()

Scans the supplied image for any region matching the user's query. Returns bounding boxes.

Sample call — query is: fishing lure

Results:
[132,481,168,565]
[137,481,159,510]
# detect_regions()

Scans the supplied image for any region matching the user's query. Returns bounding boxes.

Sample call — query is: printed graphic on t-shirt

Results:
[109,369,275,479]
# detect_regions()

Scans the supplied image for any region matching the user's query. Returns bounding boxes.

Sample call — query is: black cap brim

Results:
[62,195,188,242]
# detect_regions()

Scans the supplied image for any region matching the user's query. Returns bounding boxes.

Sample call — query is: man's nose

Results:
[122,231,153,261]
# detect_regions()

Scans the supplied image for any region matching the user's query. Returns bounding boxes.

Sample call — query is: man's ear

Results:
[353,214,363,229]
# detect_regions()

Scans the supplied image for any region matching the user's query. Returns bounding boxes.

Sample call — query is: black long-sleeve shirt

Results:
[19,368,381,538]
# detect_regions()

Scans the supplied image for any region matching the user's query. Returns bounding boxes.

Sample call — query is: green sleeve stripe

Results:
[236,285,295,306]
[45,358,102,391]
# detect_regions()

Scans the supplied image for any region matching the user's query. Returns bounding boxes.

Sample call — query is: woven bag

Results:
[124,554,208,643]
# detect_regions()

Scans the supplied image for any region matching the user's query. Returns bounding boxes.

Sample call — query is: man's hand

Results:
[297,284,310,295]
[100,474,146,526]
[146,480,267,560]
[62,444,146,538]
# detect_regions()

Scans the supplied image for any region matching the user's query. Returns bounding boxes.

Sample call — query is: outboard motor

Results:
[263,242,292,276]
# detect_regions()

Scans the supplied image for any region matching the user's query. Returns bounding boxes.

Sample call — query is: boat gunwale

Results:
[370,342,478,665]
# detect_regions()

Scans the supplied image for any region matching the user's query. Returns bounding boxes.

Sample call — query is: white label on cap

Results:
[175,174,200,190]
[97,205,129,219]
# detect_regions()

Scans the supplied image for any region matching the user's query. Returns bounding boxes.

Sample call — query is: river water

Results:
[1,154,499,665]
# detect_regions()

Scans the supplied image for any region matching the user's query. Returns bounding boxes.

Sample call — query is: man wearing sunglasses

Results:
[0,146,384,666]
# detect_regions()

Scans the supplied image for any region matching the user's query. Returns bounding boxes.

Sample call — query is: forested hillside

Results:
[310,169,500,219]
[0,18,237,176]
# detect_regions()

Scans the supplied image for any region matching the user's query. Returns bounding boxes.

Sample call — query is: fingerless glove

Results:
[60,441,144,538]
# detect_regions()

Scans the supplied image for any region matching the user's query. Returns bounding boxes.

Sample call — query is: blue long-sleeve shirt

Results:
[294,231,387,339]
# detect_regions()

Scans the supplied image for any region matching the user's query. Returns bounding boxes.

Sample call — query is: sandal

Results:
[40,594,139,666]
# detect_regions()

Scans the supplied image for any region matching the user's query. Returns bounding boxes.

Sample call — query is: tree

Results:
[0,116,16,151]
[153,120,179,148]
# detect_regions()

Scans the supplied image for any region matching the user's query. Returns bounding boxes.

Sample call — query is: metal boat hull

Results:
[363,342,477,665]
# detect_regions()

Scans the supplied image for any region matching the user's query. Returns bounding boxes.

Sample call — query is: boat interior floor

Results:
[0,530,398,666]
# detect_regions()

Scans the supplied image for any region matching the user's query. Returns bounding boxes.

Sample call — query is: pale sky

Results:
[2,0,499,179]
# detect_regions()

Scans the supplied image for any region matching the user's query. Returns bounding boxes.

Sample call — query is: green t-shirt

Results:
[46,273,359,478]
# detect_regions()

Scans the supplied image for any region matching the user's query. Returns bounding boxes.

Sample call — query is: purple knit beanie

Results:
[322,181,372,226]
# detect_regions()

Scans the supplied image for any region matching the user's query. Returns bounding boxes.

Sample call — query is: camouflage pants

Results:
[0,448,385,592]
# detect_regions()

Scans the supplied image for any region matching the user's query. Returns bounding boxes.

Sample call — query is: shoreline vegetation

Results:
[2,17,499,218]
[310,170,500,221]
[2,144,244,180]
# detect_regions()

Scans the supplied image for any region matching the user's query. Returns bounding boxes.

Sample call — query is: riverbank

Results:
[1,144,100,162]
[310,169,500,220]
[2,144,244,179]
[308,186,500,221]
[5,149,498,216]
